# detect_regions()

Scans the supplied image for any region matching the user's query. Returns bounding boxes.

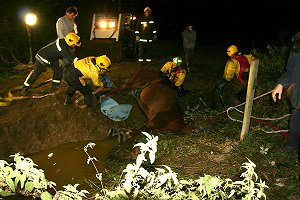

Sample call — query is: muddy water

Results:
[28,138,119,190]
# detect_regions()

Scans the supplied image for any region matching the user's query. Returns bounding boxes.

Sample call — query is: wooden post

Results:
[240,59,259,141]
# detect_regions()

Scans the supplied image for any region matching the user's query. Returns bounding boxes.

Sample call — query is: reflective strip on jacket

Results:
[135,15,157,40]
[73,56,104,87]
[37,38,78,65]
[161,61,186,87]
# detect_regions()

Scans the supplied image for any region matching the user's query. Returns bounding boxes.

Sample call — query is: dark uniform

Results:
[274,31,300,152]
[22,38,79,93]
[135,8,157,65]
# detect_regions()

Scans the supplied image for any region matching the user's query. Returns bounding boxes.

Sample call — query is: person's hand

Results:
[272,84,283,102]
[136,36,140,42]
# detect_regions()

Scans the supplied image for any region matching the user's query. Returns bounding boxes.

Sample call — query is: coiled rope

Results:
[218,90,290,134]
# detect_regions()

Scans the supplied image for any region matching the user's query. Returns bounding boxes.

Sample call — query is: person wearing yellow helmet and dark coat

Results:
[21,33,81,96]
[216,45,255,105]
[135,6,157,66]
[160,57,189,96]
[63,55,112,114]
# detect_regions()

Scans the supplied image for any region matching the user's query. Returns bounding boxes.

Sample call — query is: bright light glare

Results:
[99,21,107,28]
[108,21,115,28]
[25,13,37,26]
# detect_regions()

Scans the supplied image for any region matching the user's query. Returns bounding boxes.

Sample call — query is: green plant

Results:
[0,153,89,200]
[0,153,55,198]
[92,132,268,199]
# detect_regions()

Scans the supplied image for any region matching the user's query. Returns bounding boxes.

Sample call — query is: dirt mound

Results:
[0,70,146,159]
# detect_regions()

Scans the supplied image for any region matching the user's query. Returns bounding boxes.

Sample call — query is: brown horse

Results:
[105,69,194,140]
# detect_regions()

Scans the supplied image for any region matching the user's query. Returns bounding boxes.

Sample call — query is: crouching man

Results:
[64,55,112,115]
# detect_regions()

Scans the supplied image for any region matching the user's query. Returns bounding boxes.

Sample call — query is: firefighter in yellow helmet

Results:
[160,57,189,96]
[21,32,81,96]
[135,6,157,65]
[216,45,255,105]
[64,55,112,114]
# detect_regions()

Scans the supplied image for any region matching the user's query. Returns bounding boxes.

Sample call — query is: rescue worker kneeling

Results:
[217,45,255,105]
[64,55,111,114]
[160,57,189,96]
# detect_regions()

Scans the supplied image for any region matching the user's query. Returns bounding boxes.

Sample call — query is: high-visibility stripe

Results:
[138,59,144,62]
[149,21,154,23]
[135,31,139,34]
[56,39,62,51]
[36,54,50,65]
[153,31,157,33]
[146,59,151,62]
[24,70,34,86]
[73,57,79,63]
[52,80,61,83]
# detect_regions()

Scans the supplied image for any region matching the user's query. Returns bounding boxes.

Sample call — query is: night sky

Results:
[1,0,300,49]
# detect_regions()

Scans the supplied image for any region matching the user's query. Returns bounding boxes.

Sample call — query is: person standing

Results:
[56,6,78,39]
[21,33,81,96]
[56,6,79,68]
[182,23,196,71]
[272,31,300,153]
[135,6,157,66]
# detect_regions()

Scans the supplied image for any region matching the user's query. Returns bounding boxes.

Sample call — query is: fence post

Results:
[240,59,259,141]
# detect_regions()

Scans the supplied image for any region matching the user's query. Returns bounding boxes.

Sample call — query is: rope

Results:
[220,90,290,134]
[0,79,60,107]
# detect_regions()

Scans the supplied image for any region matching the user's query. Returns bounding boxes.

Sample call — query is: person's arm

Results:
[174,71,186,87]
[90,72,104,87]
[56,18,68,39]
[223,59,239,81]
[59,41,79,63]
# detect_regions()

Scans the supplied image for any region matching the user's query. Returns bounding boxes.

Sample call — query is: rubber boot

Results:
[64,94,73,105]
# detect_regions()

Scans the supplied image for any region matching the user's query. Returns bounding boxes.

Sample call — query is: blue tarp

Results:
[100,98,132,121]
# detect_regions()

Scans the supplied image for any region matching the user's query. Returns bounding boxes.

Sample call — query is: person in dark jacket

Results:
[182,23,196,71]
[21,33,81,96]
[272,31,300,153]
[135,6,157,66]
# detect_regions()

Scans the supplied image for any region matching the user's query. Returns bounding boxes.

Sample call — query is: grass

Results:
[97,41,300,199]
[0,38,299,199]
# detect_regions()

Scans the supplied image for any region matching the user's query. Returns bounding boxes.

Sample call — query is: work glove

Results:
[102,74,115,88]
[153,35,157,41]
[136,36,140,42]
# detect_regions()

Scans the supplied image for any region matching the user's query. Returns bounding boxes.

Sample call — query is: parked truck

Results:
[89,12,138,59]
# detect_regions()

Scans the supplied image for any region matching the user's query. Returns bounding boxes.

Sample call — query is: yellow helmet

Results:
[226,45,238,57]
[96,55,111,71]
[65,33,81,47]
[144,7,151,13]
